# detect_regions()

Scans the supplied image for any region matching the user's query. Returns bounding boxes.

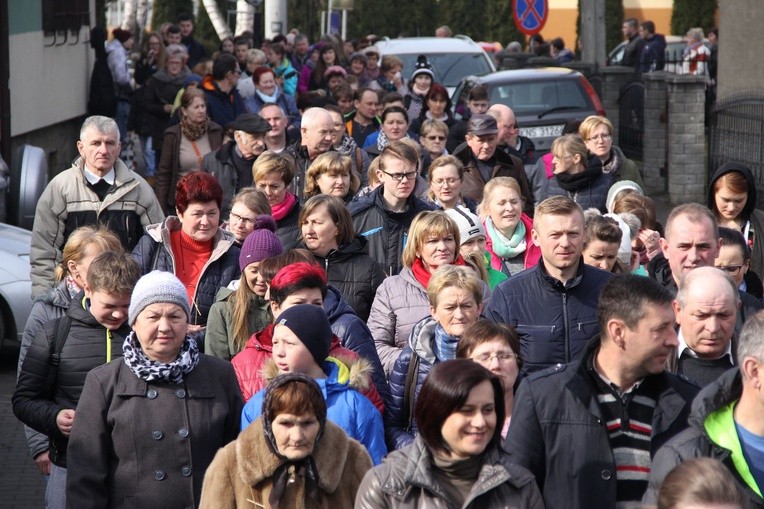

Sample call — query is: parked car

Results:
[451,67,605,154]
[607,35,698,73]
[0,222,33,349]
[374,36,496,95]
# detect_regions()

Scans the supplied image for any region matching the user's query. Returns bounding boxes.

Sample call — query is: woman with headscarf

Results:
[65,271,243,508]
[199,373,372,508]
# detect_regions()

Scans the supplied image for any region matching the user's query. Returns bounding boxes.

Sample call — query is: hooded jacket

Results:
[201,74,247,128]
[241,357,387,464]
[105,39,131,99]
[643,369,764,508]
[12,293,130,468]
[708,162,764,282]
[131,217,241,330]
[484,259,612,374]
[199,418,371,509]
[505,339,699,509]
[303,235,387,322]
[356,435,544,509]
[349,186,437,276]
[639,33,667,73]
[231,321,385,413]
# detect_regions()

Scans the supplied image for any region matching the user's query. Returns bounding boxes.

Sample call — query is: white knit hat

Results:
[444,207,486,245]
[128,271,191,325]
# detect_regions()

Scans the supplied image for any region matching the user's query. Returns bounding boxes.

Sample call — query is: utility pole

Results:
[580,0,606,66]
[263,0,287,37]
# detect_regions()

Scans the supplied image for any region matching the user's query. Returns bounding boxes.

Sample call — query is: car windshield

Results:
[397,53,493,87]
[488,79,591,117]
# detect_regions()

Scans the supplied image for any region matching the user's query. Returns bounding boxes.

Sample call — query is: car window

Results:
[396,53,493,87]
[488,79,591,116]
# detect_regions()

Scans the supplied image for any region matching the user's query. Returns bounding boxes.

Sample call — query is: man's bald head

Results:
[300,107,335,158]
[487,104,518,146]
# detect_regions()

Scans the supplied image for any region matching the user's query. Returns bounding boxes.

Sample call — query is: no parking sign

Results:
[512,0,548,36]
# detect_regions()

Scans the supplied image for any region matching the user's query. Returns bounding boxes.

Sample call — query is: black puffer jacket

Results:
[303,235,386,322]
[131,217,241,330]
[349,186,437,276]
[275,199,302,251]
[284,143,317,202]
[484,260,612,374]
[643,369,764,508]
[201,140,254,218]
[540,155,614,213]
[12,293,130,468]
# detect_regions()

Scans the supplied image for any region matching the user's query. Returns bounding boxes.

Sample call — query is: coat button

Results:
[175,389,186,399]
[601,470,612,480]
[152,430,163,440]
[181,466,192,477]
[154,470,166,480]
[146,389,158,399]
[178,428,189,438]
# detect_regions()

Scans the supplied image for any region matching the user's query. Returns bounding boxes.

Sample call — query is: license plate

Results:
[519,125,564,139]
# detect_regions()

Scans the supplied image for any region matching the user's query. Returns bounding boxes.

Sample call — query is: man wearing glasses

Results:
[349,140,436,275]
[202,53,247,128]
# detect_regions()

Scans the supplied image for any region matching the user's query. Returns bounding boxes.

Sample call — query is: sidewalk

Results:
[0,344,46,508]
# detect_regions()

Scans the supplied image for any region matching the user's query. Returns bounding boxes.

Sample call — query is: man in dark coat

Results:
[177,13,207,68]
[638,20,666,73]
[621,17,646,69]
[643,310,764,508]
[285,107,335,202]
[484,196,611,374]
[452,114,533,213]
[201,53,247,129]
[505,274,699,509]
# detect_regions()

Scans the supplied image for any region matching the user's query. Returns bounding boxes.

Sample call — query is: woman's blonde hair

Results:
[55,225,123,283]
[551,134,587,166]
[578,115,613,141]
[427,265,483,308]
[303,152,359,199]
[478,176,523,218]
[253,150,296,186]
[401,211,460,268]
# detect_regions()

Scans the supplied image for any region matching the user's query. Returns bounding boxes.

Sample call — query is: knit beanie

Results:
[411,54,434,80]
[112,28,133,44]
[128,271,191,325]
[606,179,644,213]
[445,207,486,245]
[239,215,283,271]
[275,304,332,366]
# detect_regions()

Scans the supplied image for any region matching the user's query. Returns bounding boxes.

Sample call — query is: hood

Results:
[323,284,355,321]
[105,39,125,55]
[245,322,274,352]
[201,74,227,97]
[707,162,757,220]
[261,355,373,393]
[213,286,235,303]
[152,66,190,86]
[408,316,438,364]
[687,368,743,433]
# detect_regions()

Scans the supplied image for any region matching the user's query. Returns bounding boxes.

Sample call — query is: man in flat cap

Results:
[202,112,271,217]
[452,113,534,214]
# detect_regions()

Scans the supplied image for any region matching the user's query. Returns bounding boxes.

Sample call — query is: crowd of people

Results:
[10,13,762,509]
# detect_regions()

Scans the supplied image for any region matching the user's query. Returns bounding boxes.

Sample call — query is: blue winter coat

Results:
[384,317,442,451]
[484,260,612,375]
[324,285,389,405]
[241,357,387,465]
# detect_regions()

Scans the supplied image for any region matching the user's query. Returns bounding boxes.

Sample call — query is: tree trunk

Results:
[137,0,151,34]
[122,0,138,32]
[236,0,255,36]
[201,0,233,40]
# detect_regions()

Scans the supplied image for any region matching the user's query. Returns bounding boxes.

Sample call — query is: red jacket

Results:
[231,323,384,413]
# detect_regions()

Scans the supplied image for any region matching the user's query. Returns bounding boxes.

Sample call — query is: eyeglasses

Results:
[381,170,417,182]
[229,212,256,226]
[717,264,745,275]
[587,133,612,142]
[473,352,517,363]
[433,177,460,186]
[426,135,446,141]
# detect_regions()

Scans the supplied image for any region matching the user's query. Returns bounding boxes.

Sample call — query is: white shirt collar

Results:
[83,166,115,185]
[677,328,734,364]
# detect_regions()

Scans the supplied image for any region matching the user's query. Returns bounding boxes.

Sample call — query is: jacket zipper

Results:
[562,292,570,363]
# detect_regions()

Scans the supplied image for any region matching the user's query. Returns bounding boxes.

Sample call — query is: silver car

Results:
[0,222,33,348]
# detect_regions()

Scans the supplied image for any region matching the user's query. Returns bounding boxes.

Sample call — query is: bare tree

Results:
[235,0,255,37]
[136,0,152,35]
[122,0,138,31]
[202,0,233,40]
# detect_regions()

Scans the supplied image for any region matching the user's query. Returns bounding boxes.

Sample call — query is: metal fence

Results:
[708,93,764,205]
[618,80,645,160]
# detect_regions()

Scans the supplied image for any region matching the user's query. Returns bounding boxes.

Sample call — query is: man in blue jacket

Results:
[484,196,612,374]
[505,274,699,509]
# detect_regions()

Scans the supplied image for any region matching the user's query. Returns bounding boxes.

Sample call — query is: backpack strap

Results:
[43,315,73,396]
[402,353,420,432]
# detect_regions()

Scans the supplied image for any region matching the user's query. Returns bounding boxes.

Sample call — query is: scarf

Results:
[256,87,280,104]
[555,165,602,193]
[271,192,297,221]
[432,323,459,361]
[262,374,325,509]
[377,131,410,152]
[425,110,449,122]
[64,274,82,298]
[122,331,200,384]
[336,134,357,156]
[601,145,624,175]
[180,115,209,142]
[411,255,466,289]
[153,67,189,86]
[485,216,527,259]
